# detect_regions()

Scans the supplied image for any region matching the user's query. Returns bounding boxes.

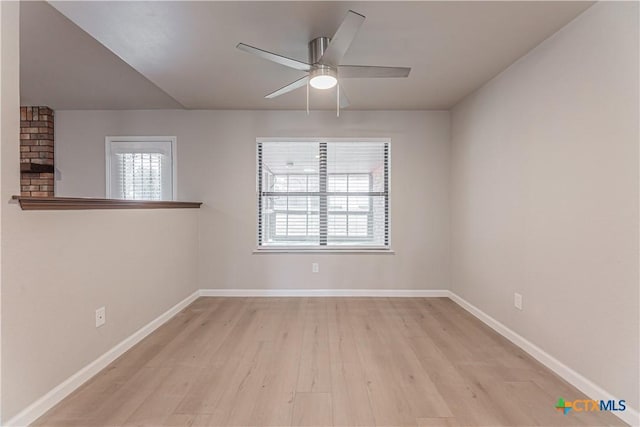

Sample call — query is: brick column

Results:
[20,106,54,197]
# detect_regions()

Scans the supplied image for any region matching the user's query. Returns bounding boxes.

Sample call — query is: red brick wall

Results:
[20,106,54,197]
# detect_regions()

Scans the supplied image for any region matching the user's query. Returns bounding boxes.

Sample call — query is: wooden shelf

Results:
[12,196,202,211]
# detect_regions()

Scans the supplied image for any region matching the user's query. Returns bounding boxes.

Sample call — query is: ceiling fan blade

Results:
[338,65,411,78]
[319,10,365,66]
[265,75,310,99]
[339,85,350,108]
[237,43,311,71]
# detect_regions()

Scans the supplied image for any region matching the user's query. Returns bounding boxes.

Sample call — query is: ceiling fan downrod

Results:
[309,37,330,64]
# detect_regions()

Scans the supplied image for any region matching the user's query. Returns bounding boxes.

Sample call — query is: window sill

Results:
[253,248,395,254]
[12,196,202,210]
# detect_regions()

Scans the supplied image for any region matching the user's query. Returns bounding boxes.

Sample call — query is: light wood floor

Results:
[35,297,626,427]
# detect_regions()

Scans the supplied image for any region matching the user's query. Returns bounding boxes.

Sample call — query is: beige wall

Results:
[55,110,452,292]
[450,1,639,412]
[1,3,200,422]
[2,209,200,422]
[1,1,21,423]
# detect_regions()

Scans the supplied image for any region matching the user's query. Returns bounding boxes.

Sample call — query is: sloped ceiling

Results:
[24,1,593,110]
[20,1,182,109]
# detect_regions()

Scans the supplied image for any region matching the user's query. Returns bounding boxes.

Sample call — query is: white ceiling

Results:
[20,1,182,110]
[25,1,593,110]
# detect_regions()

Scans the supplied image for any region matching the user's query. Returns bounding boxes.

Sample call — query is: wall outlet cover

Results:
[514,293,523,310]
[95,307,106,327]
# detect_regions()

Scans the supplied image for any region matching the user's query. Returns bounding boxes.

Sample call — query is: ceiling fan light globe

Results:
[310,75,338,90]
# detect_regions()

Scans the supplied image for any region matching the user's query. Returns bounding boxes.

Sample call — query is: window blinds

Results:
[115,153,164,200]
[106,139,174,201]
[257,140,390,249]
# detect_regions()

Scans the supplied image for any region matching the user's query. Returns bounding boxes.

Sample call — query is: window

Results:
[257,139,390,250]
[105,137,176,201]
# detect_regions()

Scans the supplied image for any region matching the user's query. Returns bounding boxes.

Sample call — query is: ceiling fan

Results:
[236,10,411,114]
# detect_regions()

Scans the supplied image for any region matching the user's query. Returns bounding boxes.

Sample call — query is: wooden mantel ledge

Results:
[12,195,202,210]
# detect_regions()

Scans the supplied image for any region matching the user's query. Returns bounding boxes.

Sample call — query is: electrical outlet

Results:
[312,262,319,273]
[514,293,523,310]
[95,307,106,327]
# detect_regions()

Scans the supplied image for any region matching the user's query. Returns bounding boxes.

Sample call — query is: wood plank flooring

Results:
[34,297,626,426]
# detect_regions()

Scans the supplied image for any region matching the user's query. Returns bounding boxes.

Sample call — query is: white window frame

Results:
[255,137,392,253]
[105,136,177,201]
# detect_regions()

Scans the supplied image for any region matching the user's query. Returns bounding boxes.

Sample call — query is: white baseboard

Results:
[5,290,201,427]
[198,288,450,297]
[447,291,639,427]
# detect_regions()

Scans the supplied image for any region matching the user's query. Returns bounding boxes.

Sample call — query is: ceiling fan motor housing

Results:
[309,37,338,89]
[309,37,331,65]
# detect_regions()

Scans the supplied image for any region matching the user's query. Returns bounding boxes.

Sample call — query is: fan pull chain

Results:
[306,81,310,115]
[337,84,340,117]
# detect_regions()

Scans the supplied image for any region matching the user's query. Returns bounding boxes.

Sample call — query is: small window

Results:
[105,137,176,201]
[257,139,390,250]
